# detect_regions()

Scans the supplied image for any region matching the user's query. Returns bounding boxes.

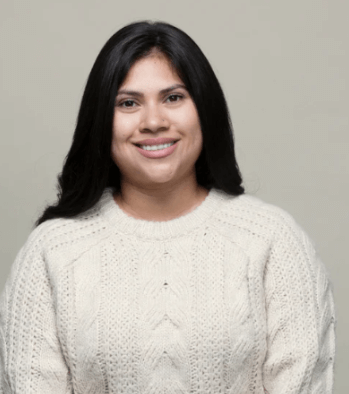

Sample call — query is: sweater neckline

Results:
[99,186,229,240]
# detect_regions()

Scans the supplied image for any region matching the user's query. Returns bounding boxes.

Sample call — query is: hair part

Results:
[34,20,245,228]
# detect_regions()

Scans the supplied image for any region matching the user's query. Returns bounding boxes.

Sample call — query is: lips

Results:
[135,140,179,158]
[134,137,179,146]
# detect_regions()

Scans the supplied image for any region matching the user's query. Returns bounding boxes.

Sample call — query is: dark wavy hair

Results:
[35,20,245,227]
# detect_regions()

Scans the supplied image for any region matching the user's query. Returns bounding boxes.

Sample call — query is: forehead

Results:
[119,54,183,89]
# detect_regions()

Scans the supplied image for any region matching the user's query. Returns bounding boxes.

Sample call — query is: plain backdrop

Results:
[1,1,348,392]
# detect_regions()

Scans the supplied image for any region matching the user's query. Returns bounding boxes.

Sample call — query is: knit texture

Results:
[0,187,336,394]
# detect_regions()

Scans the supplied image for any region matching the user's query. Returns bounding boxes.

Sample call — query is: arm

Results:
[0,227,73,393]
[262,212,336,394]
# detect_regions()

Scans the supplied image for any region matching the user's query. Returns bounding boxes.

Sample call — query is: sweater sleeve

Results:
[0,226,73,394]
[262,212,336,394]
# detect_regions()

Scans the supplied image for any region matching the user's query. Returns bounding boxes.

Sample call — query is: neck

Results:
[114,180,209,221]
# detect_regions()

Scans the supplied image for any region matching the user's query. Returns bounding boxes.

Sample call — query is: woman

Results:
[0,21,335,393]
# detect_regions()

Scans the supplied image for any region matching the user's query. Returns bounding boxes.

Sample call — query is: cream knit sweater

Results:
[0,187,336,394]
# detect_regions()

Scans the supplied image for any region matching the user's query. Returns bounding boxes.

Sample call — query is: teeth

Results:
[140,142,175,151]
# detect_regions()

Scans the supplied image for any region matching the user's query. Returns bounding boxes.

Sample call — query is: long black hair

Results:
[34,20,245,227]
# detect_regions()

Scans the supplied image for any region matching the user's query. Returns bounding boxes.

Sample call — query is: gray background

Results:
[1,1,347,392]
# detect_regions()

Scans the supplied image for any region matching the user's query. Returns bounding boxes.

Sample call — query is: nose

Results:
[140,103,169,133]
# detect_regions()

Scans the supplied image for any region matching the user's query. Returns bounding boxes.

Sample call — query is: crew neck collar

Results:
[98,187,230,240]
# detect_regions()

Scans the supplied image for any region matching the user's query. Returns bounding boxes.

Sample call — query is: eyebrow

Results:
[116,83,187,97]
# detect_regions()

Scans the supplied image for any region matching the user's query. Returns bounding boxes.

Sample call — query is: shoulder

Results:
[211,191,311,246]
[22,203,112,265]
[2,201,113,303]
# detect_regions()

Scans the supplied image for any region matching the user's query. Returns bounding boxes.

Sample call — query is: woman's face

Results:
[111,53,203,191]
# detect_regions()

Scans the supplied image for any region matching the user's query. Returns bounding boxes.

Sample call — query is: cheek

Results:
[112,116,134,145]
[176,104,201,132]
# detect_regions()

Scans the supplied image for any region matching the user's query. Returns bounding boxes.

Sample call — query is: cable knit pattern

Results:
[0,187,336,394]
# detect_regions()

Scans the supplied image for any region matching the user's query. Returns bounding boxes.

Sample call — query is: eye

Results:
[119,99,136,108]
[166,94,183,103]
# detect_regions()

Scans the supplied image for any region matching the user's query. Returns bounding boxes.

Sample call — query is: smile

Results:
[134,140,179,158]
[139,142,175,151]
